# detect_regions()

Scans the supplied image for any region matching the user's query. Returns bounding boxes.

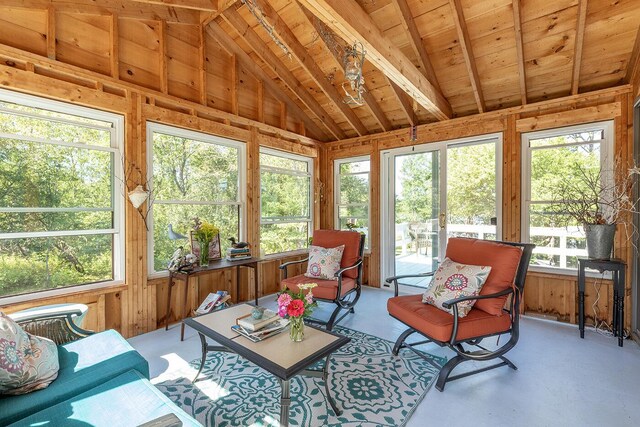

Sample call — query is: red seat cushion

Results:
[388,294,512,342]
[445,238,523,315]
[282,274,356,301]
[312,230,362,279]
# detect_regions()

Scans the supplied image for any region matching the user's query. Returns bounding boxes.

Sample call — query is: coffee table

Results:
[183,304,350,427]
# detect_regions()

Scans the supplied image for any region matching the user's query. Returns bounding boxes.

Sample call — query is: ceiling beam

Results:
[129,0,216,11]
[201,0,239,25]
[206,21,329,140]
[252,0,369,136]
[391,0,441,92]
[626,25,640,84]
[512,0,527,105]
[222,7,346,139]
[298,5,393,132]
[387,77,417,126]
[571,0,588,95]
[449,0,485,113]
[297,0,452,121]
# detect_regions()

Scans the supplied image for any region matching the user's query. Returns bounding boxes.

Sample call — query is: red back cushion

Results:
[312,230,362,279]
[445,238,523,315]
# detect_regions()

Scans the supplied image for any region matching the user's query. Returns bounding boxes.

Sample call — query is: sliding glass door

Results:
[381,134,501,289]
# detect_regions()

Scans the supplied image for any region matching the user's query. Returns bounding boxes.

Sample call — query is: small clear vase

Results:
[289,316,304,342]
[198,239,210,267]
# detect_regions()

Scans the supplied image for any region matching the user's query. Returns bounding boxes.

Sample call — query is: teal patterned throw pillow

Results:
[422,258,492,317]
[0,312,59,395]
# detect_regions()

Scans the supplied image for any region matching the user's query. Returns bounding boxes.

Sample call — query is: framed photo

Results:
[190,232,222,261]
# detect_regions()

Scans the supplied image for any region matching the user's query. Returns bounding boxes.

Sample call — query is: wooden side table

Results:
[165,257,260,332]
[577,258,626,347]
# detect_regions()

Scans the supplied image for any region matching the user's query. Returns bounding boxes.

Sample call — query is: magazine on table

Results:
[195,290,229,315]
[231,318,289,343]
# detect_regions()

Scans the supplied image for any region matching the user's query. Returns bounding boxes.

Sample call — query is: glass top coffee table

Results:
[183,304,351,427]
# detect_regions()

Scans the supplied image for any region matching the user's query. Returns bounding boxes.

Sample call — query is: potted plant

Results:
[553,162,640,260]
[192,217,219,267]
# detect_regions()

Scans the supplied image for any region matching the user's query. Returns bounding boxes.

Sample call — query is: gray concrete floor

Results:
[129,286,640,427]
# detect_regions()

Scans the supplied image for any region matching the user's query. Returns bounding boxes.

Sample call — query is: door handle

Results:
[439,213,446,230]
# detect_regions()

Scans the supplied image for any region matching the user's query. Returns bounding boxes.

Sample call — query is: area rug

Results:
[154,326,446,427]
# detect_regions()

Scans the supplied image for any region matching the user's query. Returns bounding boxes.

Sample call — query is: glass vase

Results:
[198,239,210,267]
[289,316,304,342]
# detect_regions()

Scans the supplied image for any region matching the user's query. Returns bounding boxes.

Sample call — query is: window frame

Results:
[334,155,371,251]
[0,88,125,305]
[259,147,314,257]
[146,122,247,277]
[521,120,615,276]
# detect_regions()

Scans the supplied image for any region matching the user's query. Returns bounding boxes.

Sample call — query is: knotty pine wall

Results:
[321,86,637,330]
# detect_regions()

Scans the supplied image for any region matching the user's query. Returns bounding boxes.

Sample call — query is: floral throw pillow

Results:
[422,258,492,317]
[304,245,345,280]
[0,312,59,395]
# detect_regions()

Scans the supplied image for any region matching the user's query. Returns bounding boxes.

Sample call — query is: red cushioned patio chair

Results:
[386,237,534,391]
[280,230,366,331]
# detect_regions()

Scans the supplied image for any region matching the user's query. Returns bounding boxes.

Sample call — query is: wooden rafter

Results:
[205,21,328,140]
[297,0,452,121]
[391,0,441,91]
[222,7,346,139]
[512,0,527,105]
[387,77,417,126]
[251,0,368,136]
[449,0,485,113]
[298,4,393,132]
[571,0,588,95]
[626,25,640,84]
[201,0,239,25]
[129,0,216,11]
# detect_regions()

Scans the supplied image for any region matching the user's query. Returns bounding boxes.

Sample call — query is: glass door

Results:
[381,135,501,290]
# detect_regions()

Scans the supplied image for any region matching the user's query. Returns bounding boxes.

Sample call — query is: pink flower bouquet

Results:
[277,283,318,341]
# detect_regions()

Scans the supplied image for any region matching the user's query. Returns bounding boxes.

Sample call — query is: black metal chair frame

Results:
[280,233,366,331]
[386,240,535,391]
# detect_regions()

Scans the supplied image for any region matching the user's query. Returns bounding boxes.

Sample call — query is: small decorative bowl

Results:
[251,306,265,320]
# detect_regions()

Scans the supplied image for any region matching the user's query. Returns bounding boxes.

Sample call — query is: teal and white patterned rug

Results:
[155,326,445,427]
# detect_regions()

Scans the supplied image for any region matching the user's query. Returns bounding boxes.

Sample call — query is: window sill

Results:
[260,249,309,261]
[528,265,612,280]
[0,280,126,307]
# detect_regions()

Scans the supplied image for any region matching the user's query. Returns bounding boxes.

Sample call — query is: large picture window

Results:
[522,121,614,272]
[334,156,370,249]
[0,89,124,299]
[148,123,245,273]
[260,148,313,256]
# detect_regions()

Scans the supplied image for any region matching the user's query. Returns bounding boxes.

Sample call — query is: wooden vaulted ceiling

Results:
[0,0,639,142]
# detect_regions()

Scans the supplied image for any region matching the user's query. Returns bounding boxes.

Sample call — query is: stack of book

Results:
[226,246,251,261]
[232,308,289,342]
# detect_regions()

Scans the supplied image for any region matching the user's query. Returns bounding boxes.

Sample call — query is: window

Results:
[334,156,370,249]
[522,121,614,272]
[148,123,245,273]
[260,148,313,256]
[0,89,124,299]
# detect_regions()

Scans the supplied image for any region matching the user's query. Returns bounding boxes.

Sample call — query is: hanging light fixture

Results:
[128,185,149,209]
[342,41,366,106]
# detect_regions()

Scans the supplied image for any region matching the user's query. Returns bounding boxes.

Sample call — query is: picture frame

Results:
[190,232,222,261]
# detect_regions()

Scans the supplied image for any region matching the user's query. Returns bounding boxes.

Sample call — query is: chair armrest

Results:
[385,272,435,297]
[335,259,363,277]
[279,257,309,279]
[9,308,84,323]
[441,288,514,309]
[9,309,94,345]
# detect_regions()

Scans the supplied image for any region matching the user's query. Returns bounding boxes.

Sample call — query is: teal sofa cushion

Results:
[0,330,149,425]
[9,369,202,427]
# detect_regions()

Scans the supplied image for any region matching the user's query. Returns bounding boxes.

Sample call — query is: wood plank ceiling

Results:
[2,0,640,142]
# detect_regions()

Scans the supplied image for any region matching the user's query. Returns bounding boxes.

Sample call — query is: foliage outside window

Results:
[260,149,313,256]
[335,157,370,249]
[522,122,613,271]
[148,124,244,273]
[0,90,124,298]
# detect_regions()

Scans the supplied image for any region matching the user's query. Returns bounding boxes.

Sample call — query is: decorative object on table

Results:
[251,306,265,320]
[236,308,278,332]
[190,218,221,267]
[168,224,188,241]
[228,237,249,249]
[552,161,640,260]
[195,291,228,315]
[277,283,318,342]
[155,325,445,427]
[0,312,59,395]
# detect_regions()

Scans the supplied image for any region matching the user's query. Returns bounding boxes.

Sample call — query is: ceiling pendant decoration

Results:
[241,0,292,59]
[342,41,366,106]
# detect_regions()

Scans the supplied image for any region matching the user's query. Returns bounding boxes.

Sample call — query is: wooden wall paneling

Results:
[0,6,47,56]
[119,18,162,91]
[515,102,622,132]
[46,6,56,59]
[230,53,238,115]
[512,0,527,105]
[159,20,168,94]
[56,12,112,76]
[166,23,200,102]
[110,13,119,79]
[570,0,588,95]
[369,139,381,287]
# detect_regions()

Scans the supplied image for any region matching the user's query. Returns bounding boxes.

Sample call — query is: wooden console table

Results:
[165,257,260,332]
